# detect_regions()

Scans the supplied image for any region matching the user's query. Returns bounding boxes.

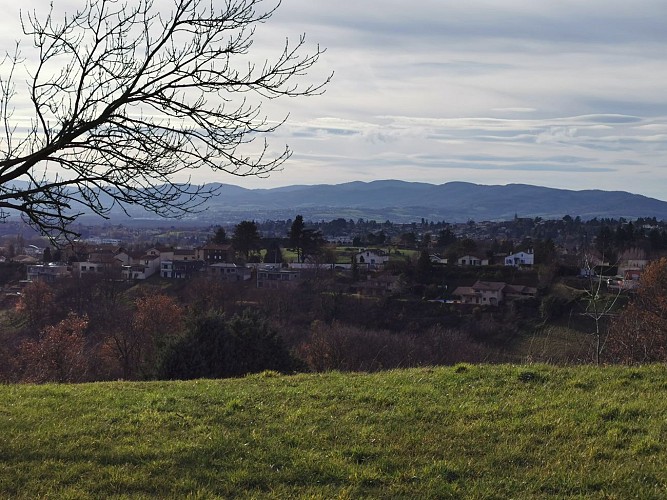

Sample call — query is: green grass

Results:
[2,365,667,498]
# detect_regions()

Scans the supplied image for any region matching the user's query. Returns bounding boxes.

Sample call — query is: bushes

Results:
[158,309,297,379]
[298,321,489,372]
[17,313,90,383]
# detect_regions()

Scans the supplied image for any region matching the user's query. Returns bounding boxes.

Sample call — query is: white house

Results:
[122,254,161,280]
[505,250,534,267]
[355,250,390,269]
[457,255,489,267]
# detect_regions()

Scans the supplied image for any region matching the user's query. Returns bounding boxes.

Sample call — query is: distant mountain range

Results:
[76,180,667,224]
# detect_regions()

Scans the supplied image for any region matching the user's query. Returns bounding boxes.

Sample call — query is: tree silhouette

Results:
[232,220,260,260]
[211,227,228,245]
[0,0,329,237]
[289,215,305,262]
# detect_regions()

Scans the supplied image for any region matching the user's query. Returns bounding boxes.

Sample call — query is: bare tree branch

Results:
[0,0,330,239]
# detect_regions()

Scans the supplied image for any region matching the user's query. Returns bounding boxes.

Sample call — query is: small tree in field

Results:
[579,254,622,364]
[0,0,329,237]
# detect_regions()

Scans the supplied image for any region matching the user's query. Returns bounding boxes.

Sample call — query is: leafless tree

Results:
[0,0,329,237]
[580,254,622,364]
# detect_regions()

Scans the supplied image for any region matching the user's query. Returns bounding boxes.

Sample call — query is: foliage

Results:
[211,226,227,245]
[415,249,433,284]
[263,240,284,264]
[608,257,667,363]
[159,309,295,379]
[2,366,667,498]
[15,280,57,331]
[232,220,261,259]
[17,313,89,383]
[298,321,487,372]
[106,294,185,379]
[288,215,306,262]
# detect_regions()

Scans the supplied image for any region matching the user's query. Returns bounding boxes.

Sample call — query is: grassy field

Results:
[2,365,667,498]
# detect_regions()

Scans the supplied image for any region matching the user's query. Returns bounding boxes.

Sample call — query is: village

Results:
[4,214,662,304]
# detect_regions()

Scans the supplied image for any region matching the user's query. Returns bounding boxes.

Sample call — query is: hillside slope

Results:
[85,180,667,223]
[2,365,666,498]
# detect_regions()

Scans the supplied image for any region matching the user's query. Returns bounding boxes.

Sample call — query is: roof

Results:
[472,281,506,292]
[199,243,233,251]
[452,286,475,297]
[505,284,538,295]
[209,263,242,269]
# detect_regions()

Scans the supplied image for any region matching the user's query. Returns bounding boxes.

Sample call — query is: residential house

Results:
[160,259,204,279]
[196,243,235,263]
[12,255,40,265]
[504,250,534,267]
[256,266,300,289]
[353,274,400,297]
[145,245,175,262]
[456,255,489,267]
[355,249,390,270]
[504,284,538,300]
[618,259,649,280]
[452,280,536,306]
[26,263,70,282]
[74,249,123,278]
[122,254,161,280]
[208,263,252,282]
[430,254,448,265]
[172,248,197,261]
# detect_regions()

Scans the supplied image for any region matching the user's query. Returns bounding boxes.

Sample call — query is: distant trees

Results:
[211,227,228,245]
[288,214,325,262]
[263,241,284,264]
[301,229,326,262]
[289,215,306,262]
[436,228,457,248]
[416,250,433,284]
[232,221,261,260]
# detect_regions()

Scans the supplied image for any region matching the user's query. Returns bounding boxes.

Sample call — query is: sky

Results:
[3,1,667,200]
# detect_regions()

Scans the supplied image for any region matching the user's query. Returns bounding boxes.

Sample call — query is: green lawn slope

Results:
[2,365,667,498]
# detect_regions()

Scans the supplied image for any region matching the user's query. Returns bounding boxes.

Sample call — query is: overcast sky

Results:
[4,1,667,200]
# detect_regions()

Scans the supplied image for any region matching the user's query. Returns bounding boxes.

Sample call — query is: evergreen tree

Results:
[232,221,260,260]
[212,226,227,244]
[158,310,295,379]
[289,215,305,262]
